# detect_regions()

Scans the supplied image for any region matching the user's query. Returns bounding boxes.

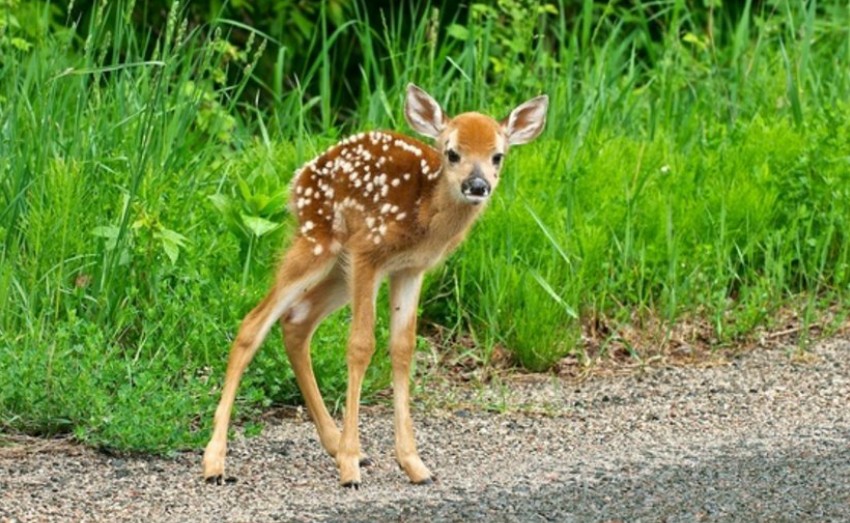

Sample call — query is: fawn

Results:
[202,84,548,487]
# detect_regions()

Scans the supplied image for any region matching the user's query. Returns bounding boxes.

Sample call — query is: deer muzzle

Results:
[461,174,491,204]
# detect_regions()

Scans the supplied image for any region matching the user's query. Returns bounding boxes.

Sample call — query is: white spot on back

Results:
[300,221,315,234]
[393,139,423,157]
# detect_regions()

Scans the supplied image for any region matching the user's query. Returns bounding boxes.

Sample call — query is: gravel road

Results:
[2,337,849,522]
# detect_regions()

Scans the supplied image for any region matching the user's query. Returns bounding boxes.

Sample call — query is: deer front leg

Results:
[388,270,433,484]
[337,259,380,488]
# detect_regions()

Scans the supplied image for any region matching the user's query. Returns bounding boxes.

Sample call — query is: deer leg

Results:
[280,265,350,459]
[336,258,380,488]
[202,239,335,483]
[388,270,433,484]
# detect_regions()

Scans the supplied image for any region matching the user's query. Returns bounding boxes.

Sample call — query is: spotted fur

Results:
[203,84,548,489]
[289,131,441,253]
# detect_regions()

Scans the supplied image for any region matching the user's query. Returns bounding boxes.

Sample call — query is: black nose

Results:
[461,176,490,198]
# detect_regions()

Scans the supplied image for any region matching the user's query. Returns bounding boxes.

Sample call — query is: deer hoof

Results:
[204,474,223,485]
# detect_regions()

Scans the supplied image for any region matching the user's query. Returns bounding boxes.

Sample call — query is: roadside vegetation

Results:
[1,0,848,452]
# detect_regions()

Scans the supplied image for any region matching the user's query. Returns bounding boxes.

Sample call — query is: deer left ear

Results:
[502,95,549,145]
[405,84,446,139]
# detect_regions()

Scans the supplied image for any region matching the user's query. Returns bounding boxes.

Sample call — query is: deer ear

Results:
[405,84,446,139]
[502,95,549,145]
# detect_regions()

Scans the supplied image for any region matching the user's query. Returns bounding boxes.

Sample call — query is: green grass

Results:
[1,0,849,451]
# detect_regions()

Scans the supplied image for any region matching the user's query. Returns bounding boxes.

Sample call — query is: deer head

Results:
[404,83,549,205]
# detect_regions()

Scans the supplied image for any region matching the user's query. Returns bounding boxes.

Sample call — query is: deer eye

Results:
[446,149,461,164]
[492,153,504,167]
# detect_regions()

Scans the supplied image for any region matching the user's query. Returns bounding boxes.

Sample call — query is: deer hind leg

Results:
[202,238,336,483]
[336,257,381,488]
[280,264,350,459]
[388,270,433,484]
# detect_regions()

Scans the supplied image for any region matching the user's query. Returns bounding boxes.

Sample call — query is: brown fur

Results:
[452,113,502,151]
[202,85,547,488]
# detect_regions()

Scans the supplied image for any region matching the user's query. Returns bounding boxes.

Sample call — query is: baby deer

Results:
[202,84,548,487]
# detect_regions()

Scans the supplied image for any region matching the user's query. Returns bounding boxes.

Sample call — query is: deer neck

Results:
[418,172,485,244]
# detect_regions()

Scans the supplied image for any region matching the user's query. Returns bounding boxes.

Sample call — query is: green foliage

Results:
[2,0,850,453]
[0,0,60,52]
[448,0,560,96]
[443,112,850,368]
[208,143,292,286]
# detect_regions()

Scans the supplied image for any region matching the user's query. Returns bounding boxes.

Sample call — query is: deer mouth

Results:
[461,193,489,205]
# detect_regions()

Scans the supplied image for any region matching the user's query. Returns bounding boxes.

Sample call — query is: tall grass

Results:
[1,0,849,451]
[422,0,850,368]
[0,1,384,451]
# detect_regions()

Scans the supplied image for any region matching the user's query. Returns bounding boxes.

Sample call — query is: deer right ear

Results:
[502,95,549,145]
[405,84,446,139]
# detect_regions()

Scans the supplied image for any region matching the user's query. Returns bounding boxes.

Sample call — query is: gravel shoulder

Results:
[2,338,849,522]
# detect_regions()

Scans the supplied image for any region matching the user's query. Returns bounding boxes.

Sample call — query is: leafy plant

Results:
[209,146,290,286]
